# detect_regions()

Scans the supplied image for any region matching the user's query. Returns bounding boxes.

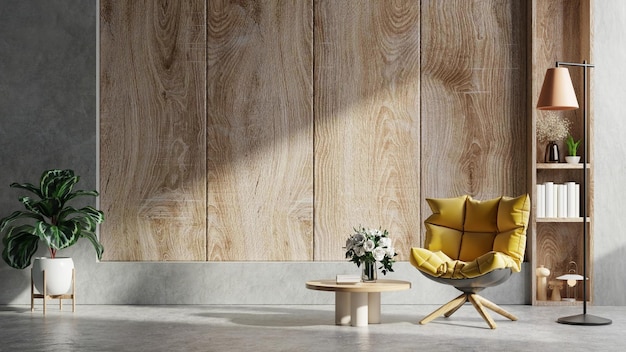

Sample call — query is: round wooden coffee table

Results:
[305,279,411,326]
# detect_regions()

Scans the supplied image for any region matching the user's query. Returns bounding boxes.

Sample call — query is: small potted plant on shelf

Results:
[565,134,581,164]
[0,169,104,296]
[536,112,571,163]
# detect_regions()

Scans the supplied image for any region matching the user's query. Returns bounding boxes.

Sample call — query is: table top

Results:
[305,279,411,293]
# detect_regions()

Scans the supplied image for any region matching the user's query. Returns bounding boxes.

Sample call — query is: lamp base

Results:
[557,313,612,326]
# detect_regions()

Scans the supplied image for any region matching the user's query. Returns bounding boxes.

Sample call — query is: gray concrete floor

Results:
[0,304,623,351]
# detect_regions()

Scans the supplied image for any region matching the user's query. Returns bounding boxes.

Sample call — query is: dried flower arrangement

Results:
[536,111,571,142]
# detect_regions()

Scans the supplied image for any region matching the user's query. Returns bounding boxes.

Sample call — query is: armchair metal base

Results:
[419,292,517,329]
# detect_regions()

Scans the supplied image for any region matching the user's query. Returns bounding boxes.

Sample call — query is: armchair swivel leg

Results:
[420,288,519,329]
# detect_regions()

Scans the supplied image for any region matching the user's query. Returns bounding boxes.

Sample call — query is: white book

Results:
[537,184,545,218]
[544,182,554,218]
[566,182,577,217]
[557,184,568,218]
[575,183,580,218]
[554,185,559,216]
[336,274,361,284]
[556,184,562,217]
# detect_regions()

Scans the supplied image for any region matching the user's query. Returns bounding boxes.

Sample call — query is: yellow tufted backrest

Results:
[423,194,530,266]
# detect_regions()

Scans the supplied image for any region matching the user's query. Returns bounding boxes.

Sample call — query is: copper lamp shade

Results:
[537,67,579,110]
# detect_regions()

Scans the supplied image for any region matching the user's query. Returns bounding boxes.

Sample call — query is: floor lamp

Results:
[536,61,612,326]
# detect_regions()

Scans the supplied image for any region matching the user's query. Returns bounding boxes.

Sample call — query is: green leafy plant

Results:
[565,135,581,156]
[1,169,104,269]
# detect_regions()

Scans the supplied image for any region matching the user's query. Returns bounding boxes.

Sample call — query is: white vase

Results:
[32,257,74,295]
[565,156,581,164]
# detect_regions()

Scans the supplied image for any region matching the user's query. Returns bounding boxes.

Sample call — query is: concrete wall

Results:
[0,0,624,306]
[592,0,626,306]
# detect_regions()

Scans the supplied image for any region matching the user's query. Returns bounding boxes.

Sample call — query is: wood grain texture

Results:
[530,0,593,304]
[313,1,421,261]
[206,0,314,260]
[99,0,207,261]
[99,0,541,265]
[535,222,589,301]
[533,0,586,164]
[420,0,528,207]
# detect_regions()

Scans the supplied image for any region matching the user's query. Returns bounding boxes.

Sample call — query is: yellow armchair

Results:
[410,194,530,329]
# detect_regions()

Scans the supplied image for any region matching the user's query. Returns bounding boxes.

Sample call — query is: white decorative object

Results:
[565,156,581,164]
[32,257,74,295]
[336,275,360,284]
[566,182,577,217]
[541,181,580,218]
[536,265,551,301]
[557,184,567,217]
[544,182,554,217]
[557,261,586,302]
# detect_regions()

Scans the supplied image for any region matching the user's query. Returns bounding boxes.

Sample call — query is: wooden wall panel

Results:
[420,0,528,211]
[99,0,207,261]
[314,1,421,260]
[100,0,531,263]
[206,1,314,260]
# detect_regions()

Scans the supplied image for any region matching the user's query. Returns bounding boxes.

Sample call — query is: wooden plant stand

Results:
[31,268,75,315]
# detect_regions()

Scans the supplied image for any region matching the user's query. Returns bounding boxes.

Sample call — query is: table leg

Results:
[368,292,381,324]
[350,292,369,327]
[335,292,351,325]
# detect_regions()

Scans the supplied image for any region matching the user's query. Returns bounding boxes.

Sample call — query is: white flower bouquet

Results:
[344,226,397,275]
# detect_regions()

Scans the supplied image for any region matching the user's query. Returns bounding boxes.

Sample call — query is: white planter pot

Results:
[565,156,581,164]
[32,257,74,295]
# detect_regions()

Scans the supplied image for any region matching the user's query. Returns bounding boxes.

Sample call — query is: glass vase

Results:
[361,261,377,282]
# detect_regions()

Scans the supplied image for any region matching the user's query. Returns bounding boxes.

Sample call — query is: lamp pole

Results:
[552,61,610,326]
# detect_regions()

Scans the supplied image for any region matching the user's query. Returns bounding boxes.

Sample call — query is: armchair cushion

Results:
[410,248,520,279]
[411,194,530,279]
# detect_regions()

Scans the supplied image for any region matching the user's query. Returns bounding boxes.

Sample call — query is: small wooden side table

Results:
[305,279,411,326]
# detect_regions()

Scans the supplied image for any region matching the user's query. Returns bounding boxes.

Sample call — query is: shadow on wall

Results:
[3,0,528,305]
[98,0,424,263]
[0,266,30,305]
[99,0,528,263]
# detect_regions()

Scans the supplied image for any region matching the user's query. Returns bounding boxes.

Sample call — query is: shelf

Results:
[534,300,586,307]
[536,163,590,169]
[536,217,590,223]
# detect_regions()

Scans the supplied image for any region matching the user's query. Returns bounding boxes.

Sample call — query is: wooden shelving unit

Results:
[529,0,593,306]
